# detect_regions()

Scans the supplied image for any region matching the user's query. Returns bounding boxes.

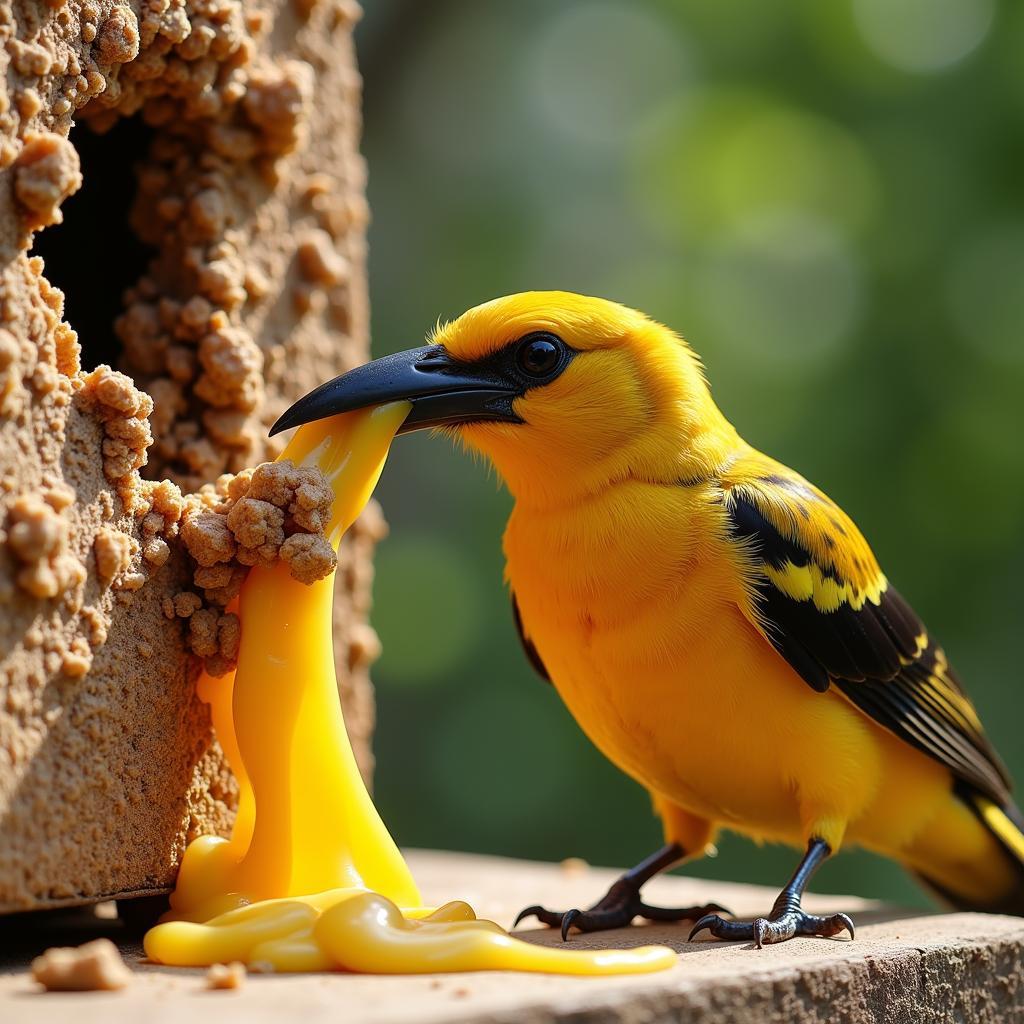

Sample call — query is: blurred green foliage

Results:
[355,0,1024,908]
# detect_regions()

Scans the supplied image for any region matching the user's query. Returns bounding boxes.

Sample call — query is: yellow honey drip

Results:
[143,404,676,975]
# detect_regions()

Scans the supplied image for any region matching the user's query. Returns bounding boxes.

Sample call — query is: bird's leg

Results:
[513,843,729,941]
[689,838,854,947]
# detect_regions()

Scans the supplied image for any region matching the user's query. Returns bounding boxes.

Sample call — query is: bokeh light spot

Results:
[634,90,877,241]
[373,532,486,686]
[695,211,863,369]
[898,387,1024,556]
[948,224,1024,367]
[852,0,994,74]
[527,1,694,149]
[397,6,533,177]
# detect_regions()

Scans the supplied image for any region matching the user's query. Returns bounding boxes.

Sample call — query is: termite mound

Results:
[0,0,380,913]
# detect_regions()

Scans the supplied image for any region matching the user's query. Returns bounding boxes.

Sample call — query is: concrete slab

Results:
[2,850,1022,1023]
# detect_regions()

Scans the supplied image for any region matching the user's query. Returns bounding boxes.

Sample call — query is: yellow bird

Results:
[272,291,1024,946]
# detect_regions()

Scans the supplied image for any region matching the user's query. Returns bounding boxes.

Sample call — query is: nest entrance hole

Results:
[33,116,156,371]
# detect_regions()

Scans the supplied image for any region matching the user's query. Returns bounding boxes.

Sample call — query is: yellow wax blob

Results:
[144,404,676,976]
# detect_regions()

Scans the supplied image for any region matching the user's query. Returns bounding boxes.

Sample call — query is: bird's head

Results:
[271,291,733,504]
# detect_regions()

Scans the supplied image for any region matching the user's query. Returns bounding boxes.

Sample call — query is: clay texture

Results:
[0,0,378,912]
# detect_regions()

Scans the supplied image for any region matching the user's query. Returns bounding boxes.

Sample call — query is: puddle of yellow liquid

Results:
[143,403,676,975]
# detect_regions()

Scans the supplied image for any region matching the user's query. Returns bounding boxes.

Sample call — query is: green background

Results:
[355,0,1024,909]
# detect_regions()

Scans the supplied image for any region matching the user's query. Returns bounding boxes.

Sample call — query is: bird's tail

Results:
[909,783,1024,916]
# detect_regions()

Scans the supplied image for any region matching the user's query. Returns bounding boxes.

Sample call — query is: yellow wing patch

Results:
[765,559,888,613]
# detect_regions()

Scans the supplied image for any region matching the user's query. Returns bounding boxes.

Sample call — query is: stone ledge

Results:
[2,850,1022,1024]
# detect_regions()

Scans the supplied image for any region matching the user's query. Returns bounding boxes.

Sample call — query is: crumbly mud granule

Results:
[31,938,132,992]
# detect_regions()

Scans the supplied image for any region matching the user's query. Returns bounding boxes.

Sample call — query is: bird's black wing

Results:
[723,455,1012,805]
[512,593,550,684]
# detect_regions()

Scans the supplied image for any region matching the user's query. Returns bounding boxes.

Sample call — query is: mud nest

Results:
[0,0,383,912]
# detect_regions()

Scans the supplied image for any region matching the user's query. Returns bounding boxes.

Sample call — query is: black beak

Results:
[269,345,523,437]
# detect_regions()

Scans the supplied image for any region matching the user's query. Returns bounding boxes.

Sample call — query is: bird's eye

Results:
[516,334,563,378]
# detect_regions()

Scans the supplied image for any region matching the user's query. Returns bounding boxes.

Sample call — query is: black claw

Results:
[687,913,718,942]
[689,912,752,942]
[560,908,582,942]
[512,905,544,929]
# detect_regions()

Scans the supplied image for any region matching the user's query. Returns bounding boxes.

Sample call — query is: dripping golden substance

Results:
[144,403,675,975]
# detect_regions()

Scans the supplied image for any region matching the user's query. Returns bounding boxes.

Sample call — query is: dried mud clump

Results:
[13,133,82,231]
[31,938,132,992]
[0,0,381,912]
[94,526,133,583]
[78,366,154,506]
[177,460,337,675]
[5,487,84,601]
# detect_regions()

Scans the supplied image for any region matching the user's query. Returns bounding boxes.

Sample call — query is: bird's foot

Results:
[513,876,729,941]
[689,906,854,948]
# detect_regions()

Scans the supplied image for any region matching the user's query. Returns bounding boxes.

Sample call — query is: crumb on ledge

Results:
[206,961,246,990]
[31,938,132,992]
[560,857,589,878]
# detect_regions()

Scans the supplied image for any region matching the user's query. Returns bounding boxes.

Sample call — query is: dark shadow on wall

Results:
[32,117,156,371]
